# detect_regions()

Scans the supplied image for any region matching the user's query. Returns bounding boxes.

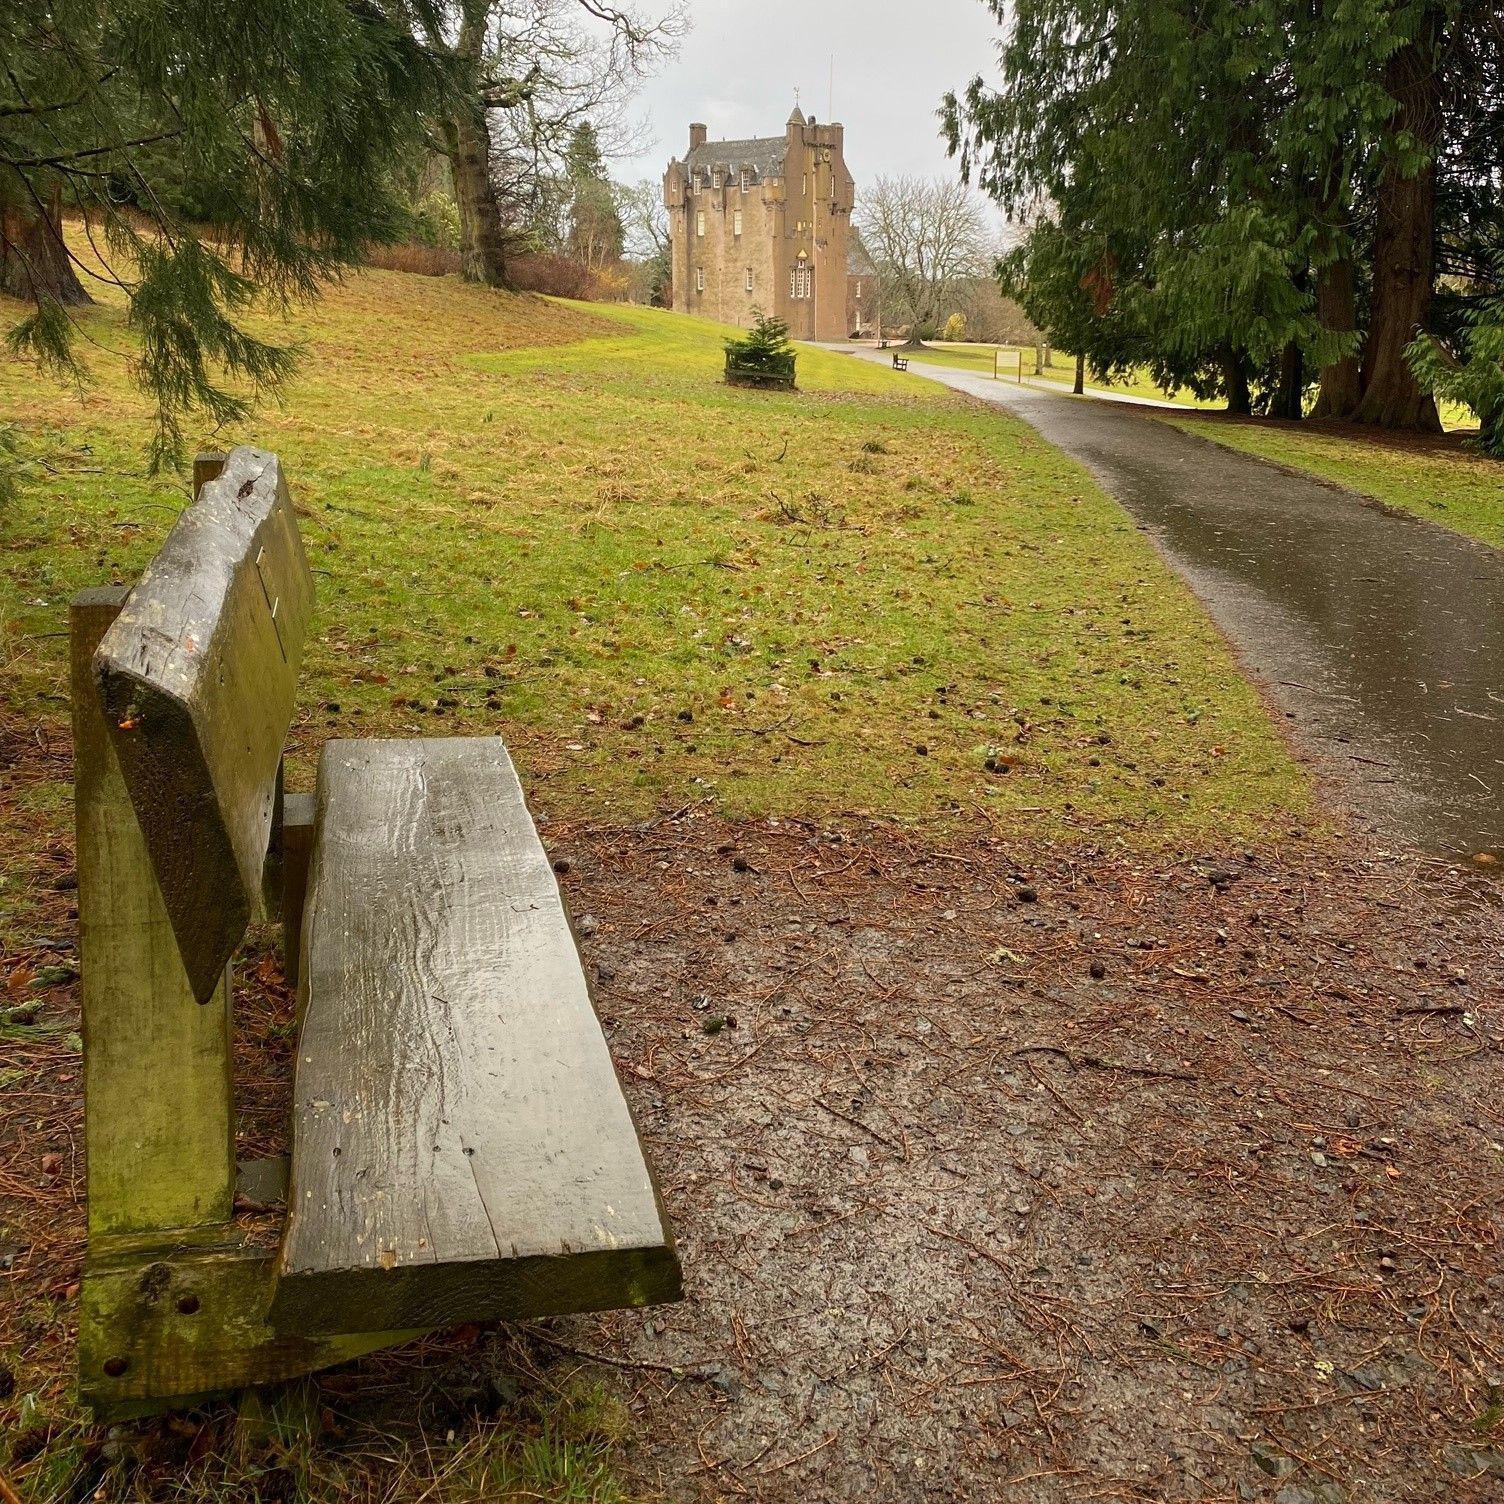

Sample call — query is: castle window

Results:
[696,211,705,238]
[733,209,743,237]
[696,266,704,292]
[740,169,749,192]
[789,268,796,298]
[745,267,753,292]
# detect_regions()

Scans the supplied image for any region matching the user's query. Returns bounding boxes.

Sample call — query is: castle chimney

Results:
[689,122,707,150]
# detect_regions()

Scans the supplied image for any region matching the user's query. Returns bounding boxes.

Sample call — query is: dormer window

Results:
[740,168,749,193]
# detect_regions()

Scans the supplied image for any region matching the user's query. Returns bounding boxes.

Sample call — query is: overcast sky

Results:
[617,0,1002,194]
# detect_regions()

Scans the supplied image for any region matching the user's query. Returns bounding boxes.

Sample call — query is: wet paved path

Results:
[846,350,1504,859]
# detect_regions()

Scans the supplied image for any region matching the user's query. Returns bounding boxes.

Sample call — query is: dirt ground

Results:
[5,789,1504,1502]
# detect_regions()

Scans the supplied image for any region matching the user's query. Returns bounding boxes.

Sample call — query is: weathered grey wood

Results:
[80,1230,425,1420]
[72,589,236,1238]
[276,789,316,990]
[271,737,681,1335]
[94,448,314,1001]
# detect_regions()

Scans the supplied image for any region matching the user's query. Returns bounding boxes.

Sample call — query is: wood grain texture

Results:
[94,448,314,1002]
[271,738,681,1335]
[72,589,235,1238]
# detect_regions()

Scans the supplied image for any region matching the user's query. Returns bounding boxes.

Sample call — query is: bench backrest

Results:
[94,448,314,1002]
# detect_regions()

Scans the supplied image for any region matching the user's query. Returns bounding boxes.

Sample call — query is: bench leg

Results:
[276,788,317,992]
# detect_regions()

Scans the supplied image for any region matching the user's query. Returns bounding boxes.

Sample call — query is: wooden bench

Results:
[891,354,909,371]
[72,448,680,1417]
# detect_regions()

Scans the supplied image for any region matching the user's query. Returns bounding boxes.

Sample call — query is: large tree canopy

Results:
[2,0,451,469]
[945,0,1503,441]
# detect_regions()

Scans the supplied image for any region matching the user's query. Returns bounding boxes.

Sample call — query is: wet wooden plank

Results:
[71,588,236,1238]
[271,738,680,1335]
[94,448,313,1001]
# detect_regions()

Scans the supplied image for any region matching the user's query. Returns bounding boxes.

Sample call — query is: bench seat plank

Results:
[270,738,680,1335]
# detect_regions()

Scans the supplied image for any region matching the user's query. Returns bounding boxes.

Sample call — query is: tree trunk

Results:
[1073,352,1084,395]
[0,187,91,306]
[1220,347,1251,416]
[1270,340,1304,421]
[442,9,510,289]
[1354,13,1443,432]
[1311,253,1361,418]
[445,107,509,288]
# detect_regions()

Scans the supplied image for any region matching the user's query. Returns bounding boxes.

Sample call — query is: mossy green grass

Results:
[1,267,1309,961]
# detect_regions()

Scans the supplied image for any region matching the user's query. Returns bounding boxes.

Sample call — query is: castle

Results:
[663,106,855,342]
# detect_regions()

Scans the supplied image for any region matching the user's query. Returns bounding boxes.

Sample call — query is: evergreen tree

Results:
[564,122,625,270]
[945,0,1501,434]
[2,0,449,469]
[725,312,796,379]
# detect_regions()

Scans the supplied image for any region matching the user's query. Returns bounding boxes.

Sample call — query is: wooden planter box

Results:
[725,355,796,391]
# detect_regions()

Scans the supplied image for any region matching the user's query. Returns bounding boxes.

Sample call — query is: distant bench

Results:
[73,448,681,1416]
[891,354,909,372]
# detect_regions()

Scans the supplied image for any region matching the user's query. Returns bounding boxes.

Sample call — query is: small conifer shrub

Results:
[724,311,797,389]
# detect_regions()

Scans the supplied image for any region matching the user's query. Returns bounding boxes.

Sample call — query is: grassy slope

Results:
[1158,414,1504,551]
[1,269,1307,954]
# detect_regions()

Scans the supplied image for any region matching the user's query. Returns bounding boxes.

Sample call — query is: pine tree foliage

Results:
[1,0,452,470]
[725,311,796,379]
[1409,269,1504,454]
[945,0,1502,435]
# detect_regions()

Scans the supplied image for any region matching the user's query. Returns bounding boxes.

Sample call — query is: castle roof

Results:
[685,133,788,182]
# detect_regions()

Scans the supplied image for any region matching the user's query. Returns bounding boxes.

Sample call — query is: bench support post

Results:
[276,788,317,990]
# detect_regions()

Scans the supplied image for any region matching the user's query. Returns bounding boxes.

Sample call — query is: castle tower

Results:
[662,103,855,341]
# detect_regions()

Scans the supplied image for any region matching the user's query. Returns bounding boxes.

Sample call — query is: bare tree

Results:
[618,179,669,263]
[856,175,992,338]
[615,178,670,302]
[418,0,684,287]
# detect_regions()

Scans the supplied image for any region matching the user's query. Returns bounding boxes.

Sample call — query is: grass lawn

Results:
[904,342,1222,408]
[0,270,1311,959]
[1159,413,1504,551]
